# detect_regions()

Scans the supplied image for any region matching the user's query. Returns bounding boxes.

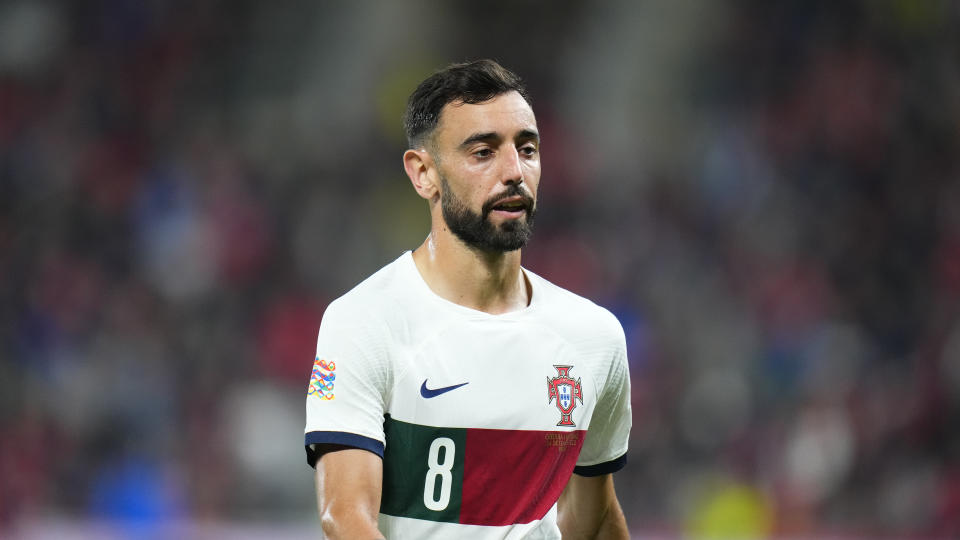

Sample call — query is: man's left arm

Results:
[557,473,629,539]
[561,310,632,538]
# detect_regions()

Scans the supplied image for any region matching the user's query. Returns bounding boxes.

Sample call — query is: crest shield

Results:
[547,365,583,426]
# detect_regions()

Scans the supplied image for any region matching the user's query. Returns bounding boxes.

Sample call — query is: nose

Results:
[501,146,524,185]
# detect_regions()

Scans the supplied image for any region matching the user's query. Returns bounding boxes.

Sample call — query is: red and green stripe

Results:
[380,415,585,526]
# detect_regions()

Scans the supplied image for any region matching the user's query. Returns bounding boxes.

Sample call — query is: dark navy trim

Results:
[305,431,385,467]
[573,453,627,477]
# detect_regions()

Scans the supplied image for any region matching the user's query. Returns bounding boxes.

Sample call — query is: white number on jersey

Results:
[423,437,455,511]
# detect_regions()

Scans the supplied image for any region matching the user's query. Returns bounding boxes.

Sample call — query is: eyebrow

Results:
[459,132,499,149]
[458,129,540,149]
[517,129,540,144]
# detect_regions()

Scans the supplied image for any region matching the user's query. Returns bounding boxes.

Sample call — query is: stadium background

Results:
[1,1,959,538]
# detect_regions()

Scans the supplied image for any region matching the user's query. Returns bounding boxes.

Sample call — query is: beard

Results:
[440,176,536,253]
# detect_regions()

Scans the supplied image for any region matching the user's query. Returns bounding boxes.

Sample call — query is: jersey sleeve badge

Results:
[307,357,336,400]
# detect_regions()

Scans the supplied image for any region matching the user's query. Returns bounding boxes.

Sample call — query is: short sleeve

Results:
[304,298,392,467]
[574,321,631,476]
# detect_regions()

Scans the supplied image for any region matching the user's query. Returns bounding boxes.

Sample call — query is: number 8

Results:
[423,437,455,511]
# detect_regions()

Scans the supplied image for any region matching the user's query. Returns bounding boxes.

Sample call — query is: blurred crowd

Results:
[1,1,958,538]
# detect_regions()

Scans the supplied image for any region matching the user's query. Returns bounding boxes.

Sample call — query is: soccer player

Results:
[304,59,631,539]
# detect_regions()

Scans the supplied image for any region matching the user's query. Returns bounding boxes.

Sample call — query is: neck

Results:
[412,228,530,315]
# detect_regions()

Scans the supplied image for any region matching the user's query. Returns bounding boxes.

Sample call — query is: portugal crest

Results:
[547,365,583,426]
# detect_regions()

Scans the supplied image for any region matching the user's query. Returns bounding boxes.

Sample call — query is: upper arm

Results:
[315,445,384,540]
[576,313,631,472]
[557,473,629,540]
[304,301,392,453]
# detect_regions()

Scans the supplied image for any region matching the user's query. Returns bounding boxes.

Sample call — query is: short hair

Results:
[403,59,531,149]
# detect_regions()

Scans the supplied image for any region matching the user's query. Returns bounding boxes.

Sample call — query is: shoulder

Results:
[320,253,413,332]
[525,269,626,345]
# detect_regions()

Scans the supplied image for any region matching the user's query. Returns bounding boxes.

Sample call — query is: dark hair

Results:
[403,59,531,149]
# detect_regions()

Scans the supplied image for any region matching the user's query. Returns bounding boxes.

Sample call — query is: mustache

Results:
[481,184,535,217]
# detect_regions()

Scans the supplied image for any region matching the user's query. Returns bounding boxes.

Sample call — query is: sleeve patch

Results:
[307,357,336,400]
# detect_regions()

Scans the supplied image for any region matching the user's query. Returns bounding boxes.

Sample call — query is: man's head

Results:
[402,60,540,253]
[403,59,532,151]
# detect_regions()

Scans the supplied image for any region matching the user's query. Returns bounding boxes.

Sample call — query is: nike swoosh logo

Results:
[420,380,469,398]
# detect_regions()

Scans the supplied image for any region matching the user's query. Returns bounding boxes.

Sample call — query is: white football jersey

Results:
[305,252,631,539]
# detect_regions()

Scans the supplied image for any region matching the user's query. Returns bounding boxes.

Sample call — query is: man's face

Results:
[429,91,541,252]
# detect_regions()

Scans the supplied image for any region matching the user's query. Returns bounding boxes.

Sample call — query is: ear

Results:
[403,148,439,201]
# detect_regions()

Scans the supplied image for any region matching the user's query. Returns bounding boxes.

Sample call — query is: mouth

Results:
[487,195,532,218]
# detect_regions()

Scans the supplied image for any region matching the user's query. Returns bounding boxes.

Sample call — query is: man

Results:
[304,59,631,539]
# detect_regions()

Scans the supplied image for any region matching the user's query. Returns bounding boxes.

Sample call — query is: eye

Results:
[473,148,493,159]
[519,144,538,157]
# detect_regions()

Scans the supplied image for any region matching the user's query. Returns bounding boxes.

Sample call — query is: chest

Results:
[387,319,599,431]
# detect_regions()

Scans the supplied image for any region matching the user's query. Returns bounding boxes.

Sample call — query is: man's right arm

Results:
[314,445,385,540]
[307,298,392,538]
